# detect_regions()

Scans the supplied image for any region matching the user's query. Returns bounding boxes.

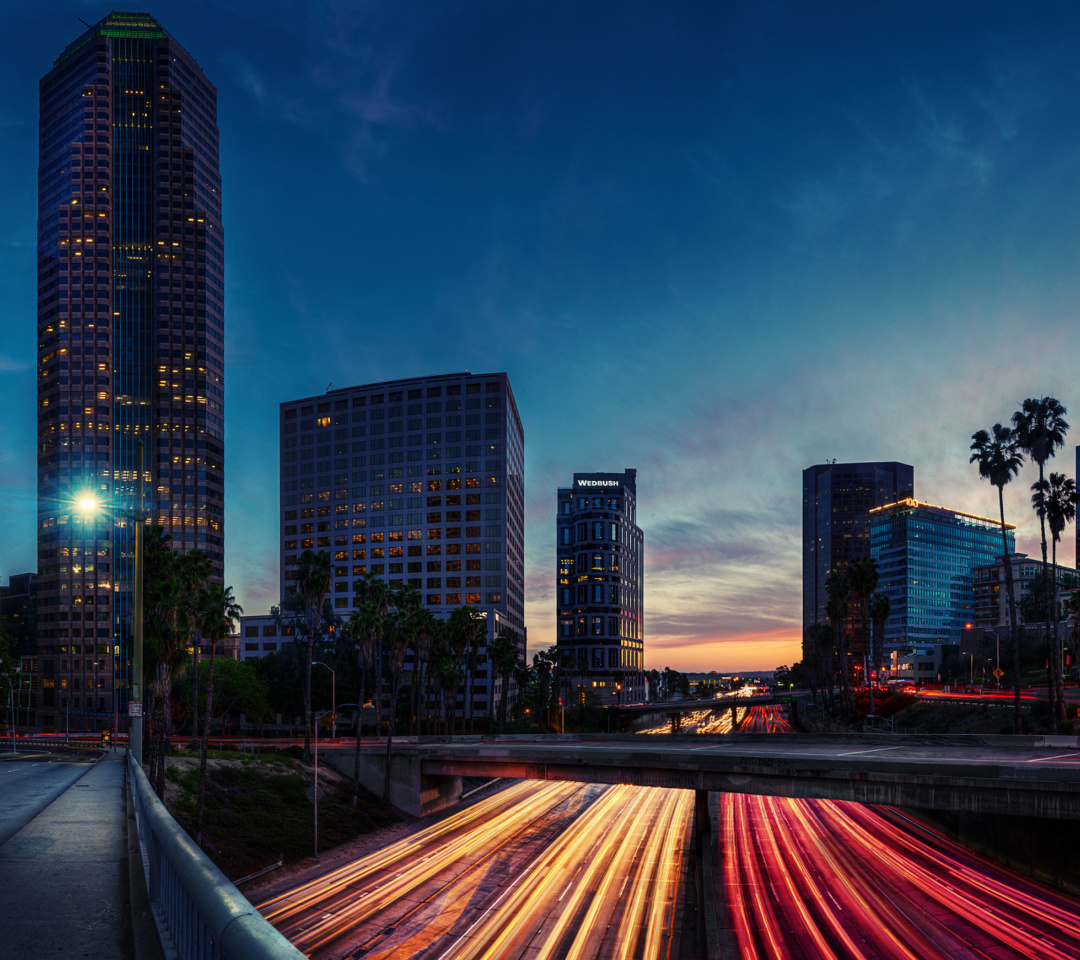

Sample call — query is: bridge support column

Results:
[695,790,722,960]
[322,746,462,818]
[670,713,681,734]
[730,704,741,730]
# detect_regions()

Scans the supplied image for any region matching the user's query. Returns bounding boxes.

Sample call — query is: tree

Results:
[825,568,853,715]
[347,600,380,807]
[410,608,438,734]
[1033,472,1079,723]
[847,555,879,713]
[354,571,391,735]
[488,627,522,734]
[192,583,241,845]
[382,585,422,801]
[295,549,332,762]
[970,424,1025,733]
[446,605,485,732]
[868,591,891,708]
[143,530,210,796]
[1013,398,1068,723]
[802,622,835,707]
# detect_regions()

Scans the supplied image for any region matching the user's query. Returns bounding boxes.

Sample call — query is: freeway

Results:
[722,706,1080,959]
[260,705,1080,959]
[256,780,692,959]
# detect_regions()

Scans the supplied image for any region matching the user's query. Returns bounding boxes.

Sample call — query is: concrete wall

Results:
[907,807,1080,898]
[319,746,462,818]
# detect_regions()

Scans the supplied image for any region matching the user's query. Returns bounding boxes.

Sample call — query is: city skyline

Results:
[4,2,1080,671]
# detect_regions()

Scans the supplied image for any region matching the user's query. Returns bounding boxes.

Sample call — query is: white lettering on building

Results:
[576,479,620,487]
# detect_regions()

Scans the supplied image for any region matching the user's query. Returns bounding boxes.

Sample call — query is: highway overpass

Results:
[324,732,1080,819]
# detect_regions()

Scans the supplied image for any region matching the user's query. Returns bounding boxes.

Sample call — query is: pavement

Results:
[0,750,134,959]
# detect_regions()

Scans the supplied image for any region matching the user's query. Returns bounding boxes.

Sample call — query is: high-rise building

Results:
[555,470,644,704]
[869,499,1011,657]
[802,461,914,666]
[279,372,525,721]
[35,13,224,732]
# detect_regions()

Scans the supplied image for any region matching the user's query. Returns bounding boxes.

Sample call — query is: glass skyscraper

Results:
[556,470,644,704]
[869,499,1012,650]
[279,372,525,720]
[35,13,224,731]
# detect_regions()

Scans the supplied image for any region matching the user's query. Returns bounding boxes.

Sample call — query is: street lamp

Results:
[313,661,336,739]
[1,659,15,754]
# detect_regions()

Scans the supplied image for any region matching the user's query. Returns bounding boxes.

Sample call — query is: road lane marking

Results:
[835,746,905,757]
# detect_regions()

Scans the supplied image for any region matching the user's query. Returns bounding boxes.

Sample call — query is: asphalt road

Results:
[0,750,97,845]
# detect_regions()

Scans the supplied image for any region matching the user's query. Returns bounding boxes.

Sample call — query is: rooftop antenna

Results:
[326,382,332,393]
[78,17,92,29]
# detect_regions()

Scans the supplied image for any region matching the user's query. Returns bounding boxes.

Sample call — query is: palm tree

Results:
[446,605,485,733]
[1013,398,1068,722]
[825,568,852,715]
[295,549,332,762]
[488,626,522,734]
[143,533,210,795]
[868,592,891,706]
[409,608,438,735]
[347,600,380,807]
[193,584,242,845]
[355,571,391,735]
[970,424,1025,733]
[847,555,879,713]
[382,585,422,801]
[1033,472,1079,724]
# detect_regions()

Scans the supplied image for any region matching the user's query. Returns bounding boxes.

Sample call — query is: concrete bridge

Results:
[322,732,1080,820]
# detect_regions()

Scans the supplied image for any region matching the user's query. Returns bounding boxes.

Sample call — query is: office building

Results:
[869,500,1010,660]
[280,372,525,720]
[972,553,1076,629]
[35,13,224,731]
[237,613,295,661]
[803,461,914,665]
[1,573,39,658]
[556,470,644,704]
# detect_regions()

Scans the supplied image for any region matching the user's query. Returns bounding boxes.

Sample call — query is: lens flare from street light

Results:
[78,496,99,513]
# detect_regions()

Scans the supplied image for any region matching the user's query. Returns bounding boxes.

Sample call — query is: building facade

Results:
[556,470,644,704]
[972,553,1076,629]
[34,13,224,732]
[279,372,525,720]
[869,499,1011,658]
[1,573,39,658]
[803,461,914,666]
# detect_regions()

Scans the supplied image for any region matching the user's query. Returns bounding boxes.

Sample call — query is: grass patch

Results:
[892,700,1018,734]
[165,750,398,880]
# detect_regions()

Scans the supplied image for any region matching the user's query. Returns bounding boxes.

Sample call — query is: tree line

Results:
[971,396,1079,732]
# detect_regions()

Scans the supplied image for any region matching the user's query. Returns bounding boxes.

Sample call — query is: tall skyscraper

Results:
[555,470,644,704]
[802,462,913,666]
[279,372,525,720]
[35,13,224,731]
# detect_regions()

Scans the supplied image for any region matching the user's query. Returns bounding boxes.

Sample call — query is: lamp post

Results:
[986,630,1001,689]
[1,660,15,754]
[313,661,336,739]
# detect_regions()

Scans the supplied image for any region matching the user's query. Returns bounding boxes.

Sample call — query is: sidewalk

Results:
[0,751,133,959]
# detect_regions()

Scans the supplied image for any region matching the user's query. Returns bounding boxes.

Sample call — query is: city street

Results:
[0,750,96,846]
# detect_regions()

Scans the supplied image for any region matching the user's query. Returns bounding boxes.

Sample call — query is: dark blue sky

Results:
[3,1,1080,669]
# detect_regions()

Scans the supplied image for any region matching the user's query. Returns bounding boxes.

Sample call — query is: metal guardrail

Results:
[128,754,305,960]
